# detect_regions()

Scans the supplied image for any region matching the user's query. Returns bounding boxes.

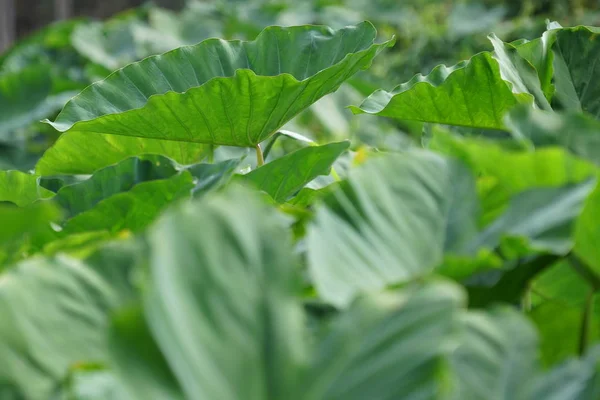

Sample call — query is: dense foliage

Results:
[3,0,600,398]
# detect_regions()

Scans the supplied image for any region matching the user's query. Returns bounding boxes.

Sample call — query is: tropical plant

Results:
[2,2,600,398]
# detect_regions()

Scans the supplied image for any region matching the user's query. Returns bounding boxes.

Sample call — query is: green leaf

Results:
[144,186,307,399]
[0,170,55,206]
[350,52,528,130]
[47,23,393,149]
[304,281,465,400]
[0,201,60,245]
[307,151,479,307]
[61,172,194,235]
[465,179,596,255]
[488,33,551,110]
[575,183,600,275]
[35,132,212,175]
[241,141,349,202]
[52,156,179,218]
[450,308,539,400]
[109,306,184,400]
[533,345,600,399]
[186,158,242,197]
[429,129,597,226]
[550,26,600,117]
[0,256,125,400]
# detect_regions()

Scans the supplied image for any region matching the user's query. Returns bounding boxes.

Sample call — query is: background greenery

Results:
[2,0,600,398]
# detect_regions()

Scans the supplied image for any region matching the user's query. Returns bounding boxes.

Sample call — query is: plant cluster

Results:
[2,1,600,399]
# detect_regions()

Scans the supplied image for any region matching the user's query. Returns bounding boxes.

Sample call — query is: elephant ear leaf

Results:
[38,23,393,175]
[550,26,600,118]
[350,51,530,130]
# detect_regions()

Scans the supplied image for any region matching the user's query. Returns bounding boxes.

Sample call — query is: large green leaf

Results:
[350,52,528,130]
[47,23,393,149]
[35,132,211,175]
[145,186,307,399]
[241,141,349,202]
[307,150,479,307]
[550,26,600,117]
[0,256,127,400]
[0,170,54,206]
[304,281,464,400]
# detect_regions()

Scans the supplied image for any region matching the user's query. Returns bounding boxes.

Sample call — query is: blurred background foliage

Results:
[1,0,599,172]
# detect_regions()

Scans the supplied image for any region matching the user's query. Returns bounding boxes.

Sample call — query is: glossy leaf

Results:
[47,23,393,149]
[241,141,350,202]
[350,52,528,130]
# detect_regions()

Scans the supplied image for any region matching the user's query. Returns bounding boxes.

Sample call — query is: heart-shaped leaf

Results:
[39,23,393,176]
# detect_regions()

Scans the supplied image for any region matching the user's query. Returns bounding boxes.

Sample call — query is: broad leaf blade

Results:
[307,150,479,307]
[350,52,527,130]
[145,186,307,400]
[450,308,539,400]
[61,172,194,235]
[241,141,350,202]
[305,282,465,400]
[35,132,211,175]
[47,23,393,147]
[551,26,600,117]
[0,256,126,400]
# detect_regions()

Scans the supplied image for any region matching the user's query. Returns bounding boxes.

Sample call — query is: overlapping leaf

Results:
[0,170,54,206]
[307,150,480,307]
[241,141,349,202]
[350,52,529,130]
[42,23,392,172]
[0,254,133,400]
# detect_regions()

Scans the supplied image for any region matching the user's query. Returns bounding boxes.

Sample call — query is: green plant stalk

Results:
[255,144,265,167]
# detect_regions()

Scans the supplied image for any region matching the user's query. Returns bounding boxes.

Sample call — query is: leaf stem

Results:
[255,144,265,167]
